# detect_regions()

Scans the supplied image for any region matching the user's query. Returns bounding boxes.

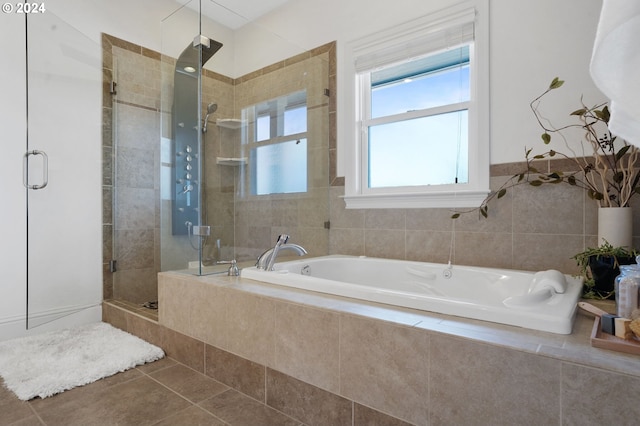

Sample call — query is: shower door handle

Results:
[23,150,49,190]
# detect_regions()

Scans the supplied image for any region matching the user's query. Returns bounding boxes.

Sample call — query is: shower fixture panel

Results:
[171,35,222,235]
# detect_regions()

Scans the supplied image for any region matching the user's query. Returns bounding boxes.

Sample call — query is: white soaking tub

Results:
[241,255,583,334]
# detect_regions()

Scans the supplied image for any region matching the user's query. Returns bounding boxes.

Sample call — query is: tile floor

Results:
[1,357,304,426]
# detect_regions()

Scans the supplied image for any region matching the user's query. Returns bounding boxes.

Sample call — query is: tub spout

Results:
[256,234,307,271]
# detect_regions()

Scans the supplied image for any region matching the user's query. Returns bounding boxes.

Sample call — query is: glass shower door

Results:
[158,1,333,278]
[25,11,103,328]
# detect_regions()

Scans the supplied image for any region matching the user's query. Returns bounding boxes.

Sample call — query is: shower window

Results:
[251,139,307,195]
[245,90,308,195]
[342,0,490,208]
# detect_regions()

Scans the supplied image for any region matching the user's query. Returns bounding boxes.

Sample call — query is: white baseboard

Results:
[0,303,102,342]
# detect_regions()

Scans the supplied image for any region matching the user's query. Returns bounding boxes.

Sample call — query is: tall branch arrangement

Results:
[452,77,640,219]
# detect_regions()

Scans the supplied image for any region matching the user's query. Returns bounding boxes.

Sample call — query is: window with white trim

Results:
[342,0,489,208]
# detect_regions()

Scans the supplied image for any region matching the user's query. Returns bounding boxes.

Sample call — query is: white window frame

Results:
[341,0,490,209]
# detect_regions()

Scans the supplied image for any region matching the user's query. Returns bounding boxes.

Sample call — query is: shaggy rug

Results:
[0,322,164,400]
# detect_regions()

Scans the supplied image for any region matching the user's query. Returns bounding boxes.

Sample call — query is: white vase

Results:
[598,207,633,248]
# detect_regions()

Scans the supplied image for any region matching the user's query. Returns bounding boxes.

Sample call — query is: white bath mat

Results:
[0,322,164,400]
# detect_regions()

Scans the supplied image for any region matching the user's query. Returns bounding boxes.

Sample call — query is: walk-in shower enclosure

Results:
[105,0,332,307]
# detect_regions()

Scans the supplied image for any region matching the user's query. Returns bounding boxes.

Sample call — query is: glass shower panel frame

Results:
[235,52,332,262]
[109,42,163,304]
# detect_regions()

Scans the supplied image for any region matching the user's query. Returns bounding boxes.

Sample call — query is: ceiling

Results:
[178,0,292,29]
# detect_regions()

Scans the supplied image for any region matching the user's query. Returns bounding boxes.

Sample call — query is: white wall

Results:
[47,0,236,77]
[489,0,603,163]
[47,0,605,166]
[236,0,605,168]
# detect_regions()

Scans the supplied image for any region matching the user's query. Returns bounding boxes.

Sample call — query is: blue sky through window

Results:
[367,51,470,188]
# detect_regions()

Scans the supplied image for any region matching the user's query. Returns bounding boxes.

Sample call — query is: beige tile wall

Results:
[429,334,561,424]
[329,167,640,275]
[149,273,640,425]
[103,301,410,426]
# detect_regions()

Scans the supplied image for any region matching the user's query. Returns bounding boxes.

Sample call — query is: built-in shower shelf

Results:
[216,118,245,129]
[216,157,247,166]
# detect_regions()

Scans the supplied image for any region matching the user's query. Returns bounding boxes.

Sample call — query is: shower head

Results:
[202,102,218,133]
[176,36,223,74]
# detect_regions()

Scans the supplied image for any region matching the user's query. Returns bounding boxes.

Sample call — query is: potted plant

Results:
[572,242,637,300]
[452,78,640,298]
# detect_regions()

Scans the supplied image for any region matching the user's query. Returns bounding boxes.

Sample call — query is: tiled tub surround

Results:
[329,161,640,277]
[107,271,640,426]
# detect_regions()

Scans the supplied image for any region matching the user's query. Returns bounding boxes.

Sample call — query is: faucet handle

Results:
[217,259,239,276]
[276,234,290,244]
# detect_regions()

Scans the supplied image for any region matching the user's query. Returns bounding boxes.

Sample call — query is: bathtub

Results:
[240,255,583,334]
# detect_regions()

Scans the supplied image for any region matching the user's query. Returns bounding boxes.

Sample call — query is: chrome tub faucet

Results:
[256,234,307,271]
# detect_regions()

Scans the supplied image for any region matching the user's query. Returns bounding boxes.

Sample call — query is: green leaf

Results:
[548,172,561,179]
[480,206,488,218]
[451,213,460,219]
[549,77,564,89]
[529,180,543,187]
[497,188,507,199]
[570,108,587,116]
[616,145,630,161]
[602,105,610,122]
[517,173,525,182]
[533,154,545,159]
[613,171,624,183]
[542,133,551,144]
[594,109,607,121]
[568,176,577,185]
[528,166,539,173]
[588,190,604,201]
[549,150,556,156]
